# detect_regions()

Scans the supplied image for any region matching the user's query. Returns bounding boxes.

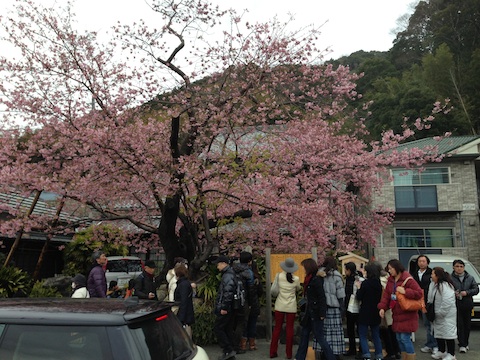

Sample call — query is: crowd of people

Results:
[74,250,479,360]
[269,255,478,360]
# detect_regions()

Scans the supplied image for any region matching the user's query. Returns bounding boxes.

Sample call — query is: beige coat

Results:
[272,271,301,313]
[166,268,177,301]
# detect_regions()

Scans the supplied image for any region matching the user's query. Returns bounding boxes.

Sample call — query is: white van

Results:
[408,254,480,322]
[105,256,144,288]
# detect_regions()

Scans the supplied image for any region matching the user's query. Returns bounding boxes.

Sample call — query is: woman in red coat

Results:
[378,259,423,360]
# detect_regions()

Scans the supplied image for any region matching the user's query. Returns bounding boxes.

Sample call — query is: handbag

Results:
[347,294,361,313]
[396,277,425,312]
[271,273,280,297]
[426,290,436,322]
[347,277,363,313]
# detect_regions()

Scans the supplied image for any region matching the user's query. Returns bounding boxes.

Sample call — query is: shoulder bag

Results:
[396,276,425,312]
[426,290,436,322]
[271,273,280,297]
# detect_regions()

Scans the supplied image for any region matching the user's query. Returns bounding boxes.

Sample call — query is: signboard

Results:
[270,253,312,283]
[463,203,476,211]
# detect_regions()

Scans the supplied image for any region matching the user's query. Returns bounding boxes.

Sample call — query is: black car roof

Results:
[0,298,173,326]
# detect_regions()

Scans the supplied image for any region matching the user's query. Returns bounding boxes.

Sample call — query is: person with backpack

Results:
[232,251,255,353]
[243,252,261,351]
[213,255,237,360]
[134,260,157,300]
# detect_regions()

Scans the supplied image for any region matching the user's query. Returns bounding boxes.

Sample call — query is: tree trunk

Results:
[157,195,184,270]
[3,190,42,268]
[32,196,65,280]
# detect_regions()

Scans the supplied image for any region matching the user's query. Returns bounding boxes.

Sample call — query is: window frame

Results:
[395,227,455,248]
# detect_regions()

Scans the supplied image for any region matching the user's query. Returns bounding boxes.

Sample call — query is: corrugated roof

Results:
[394,136,480,155]
[0,191,81,223]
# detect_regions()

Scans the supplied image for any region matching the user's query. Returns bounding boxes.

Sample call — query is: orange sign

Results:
[270,253,312,283]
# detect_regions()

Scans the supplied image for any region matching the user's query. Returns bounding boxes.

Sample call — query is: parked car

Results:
[105,256,144,288]
[0,297,209,360]
[408,254,480,322]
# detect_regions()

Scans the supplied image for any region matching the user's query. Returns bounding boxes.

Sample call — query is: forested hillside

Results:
[331,0,480,140]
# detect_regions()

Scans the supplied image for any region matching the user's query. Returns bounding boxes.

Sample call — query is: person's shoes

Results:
[270,353,278,358]
[421,346,433,353]
[431,351,446,359]
[459,346,467,353]
[443,354,456,360]
[218,350,237,360]
[432,348,440,356]
[344,349,356,356]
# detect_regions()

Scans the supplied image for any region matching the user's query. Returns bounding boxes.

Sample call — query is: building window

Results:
[392,167,450,186]
[394,186,438,212]
[396,228,454,247]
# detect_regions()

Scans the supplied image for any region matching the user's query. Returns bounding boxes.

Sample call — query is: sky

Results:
[1,0,417,60]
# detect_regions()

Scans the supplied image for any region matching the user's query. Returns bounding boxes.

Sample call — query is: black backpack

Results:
[232,273,246,310]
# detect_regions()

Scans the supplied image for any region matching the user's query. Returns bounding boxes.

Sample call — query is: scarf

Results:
[303,273,313,294]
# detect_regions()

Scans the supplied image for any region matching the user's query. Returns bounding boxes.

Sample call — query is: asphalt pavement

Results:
[202,322,480,360]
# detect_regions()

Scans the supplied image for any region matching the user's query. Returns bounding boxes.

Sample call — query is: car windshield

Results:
[106,259,142,273]
[129,312,195,360]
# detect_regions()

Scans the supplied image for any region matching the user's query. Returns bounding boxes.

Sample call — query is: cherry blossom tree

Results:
[0,0,444,273]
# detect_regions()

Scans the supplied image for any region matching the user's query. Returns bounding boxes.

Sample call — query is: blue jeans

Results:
[358,323,382,359]
[422,311,437,349]
[395,332,415,354]
[295,317,335,360]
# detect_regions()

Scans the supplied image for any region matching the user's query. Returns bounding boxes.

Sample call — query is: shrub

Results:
[196,265,220,303]
[63,224,130,276]
[0,266,31,298]
[29,280,63,298]
[191,301,217,346]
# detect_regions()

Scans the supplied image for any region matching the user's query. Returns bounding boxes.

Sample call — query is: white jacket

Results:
[273,271,301,313]
[166,268,177,301]
[428,281,457,339]
[72,287,90,299]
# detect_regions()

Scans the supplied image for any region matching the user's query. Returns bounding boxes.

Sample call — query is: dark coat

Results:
[305,275,327,321]
[134,271,158,300]
[87,264,107,298]
[356,277,382,326]
[451,270,479,309]
[345,273,355,310]
[411,267,433,301]
[215,265,236,314]
[377,271,423,333]
[174,277,195,325]
[233,263,260,316]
